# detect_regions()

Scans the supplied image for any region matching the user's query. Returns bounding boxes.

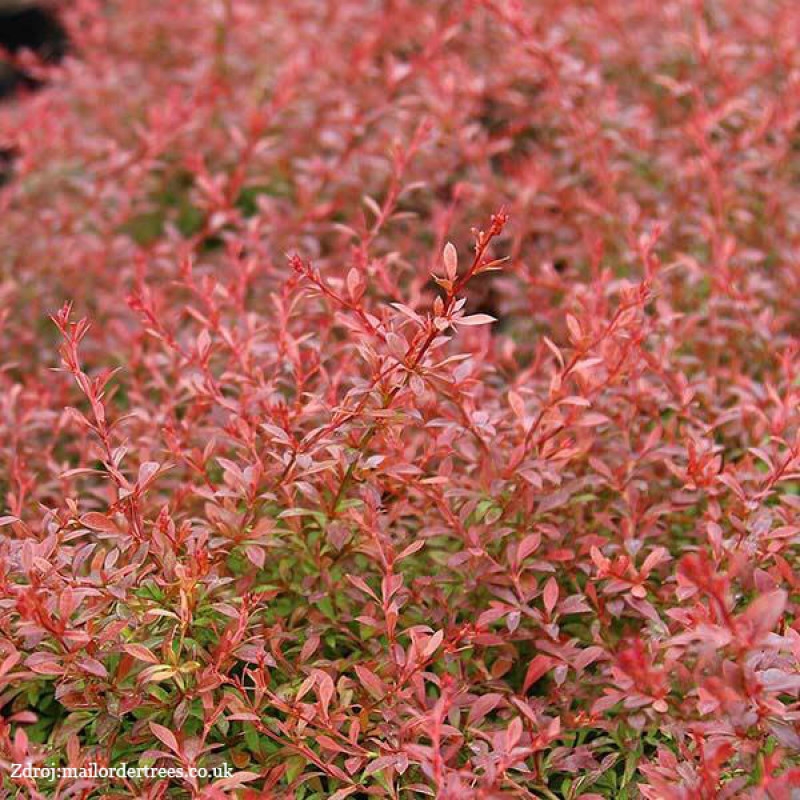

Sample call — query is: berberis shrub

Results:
[1,0,799,797]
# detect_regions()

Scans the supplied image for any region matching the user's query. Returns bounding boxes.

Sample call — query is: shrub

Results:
[1,1,800,797]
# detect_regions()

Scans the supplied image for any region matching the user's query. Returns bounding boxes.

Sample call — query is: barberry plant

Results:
[1,0,800,798]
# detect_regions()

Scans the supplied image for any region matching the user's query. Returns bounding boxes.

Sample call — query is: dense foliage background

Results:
[1,0,800,797]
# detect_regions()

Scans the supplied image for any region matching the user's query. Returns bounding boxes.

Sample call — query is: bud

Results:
[443,241,458,281]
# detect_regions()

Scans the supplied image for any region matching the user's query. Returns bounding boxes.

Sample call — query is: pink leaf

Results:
[137,461,160,487]
[455,313,496,327]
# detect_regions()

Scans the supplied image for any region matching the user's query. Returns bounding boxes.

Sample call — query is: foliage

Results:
[1,0,800,797]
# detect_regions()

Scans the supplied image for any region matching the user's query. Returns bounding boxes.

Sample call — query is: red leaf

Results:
[0,651,20,677]
[81,512,117,533]
[79,657,108,678]
[505,717,522,751]
[397,540,425,561]
[739,589,787,645]
[122,644,159,664]
[423,630,444,658]
[26,653,63,675]
[316,735,350,754]
[244,544,265,569]
[300,634,320,662]
[543,577,559,616]
[211,772,261,791]
[354,665,385,699]
[468,693,503,725]
[316,669,335,716]
[149,722,181,755]
[523,655,554,692]
[346,575,379,602]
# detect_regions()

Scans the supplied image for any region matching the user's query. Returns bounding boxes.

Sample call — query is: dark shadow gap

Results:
[0,4,68,102]
[0,4,69,62]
